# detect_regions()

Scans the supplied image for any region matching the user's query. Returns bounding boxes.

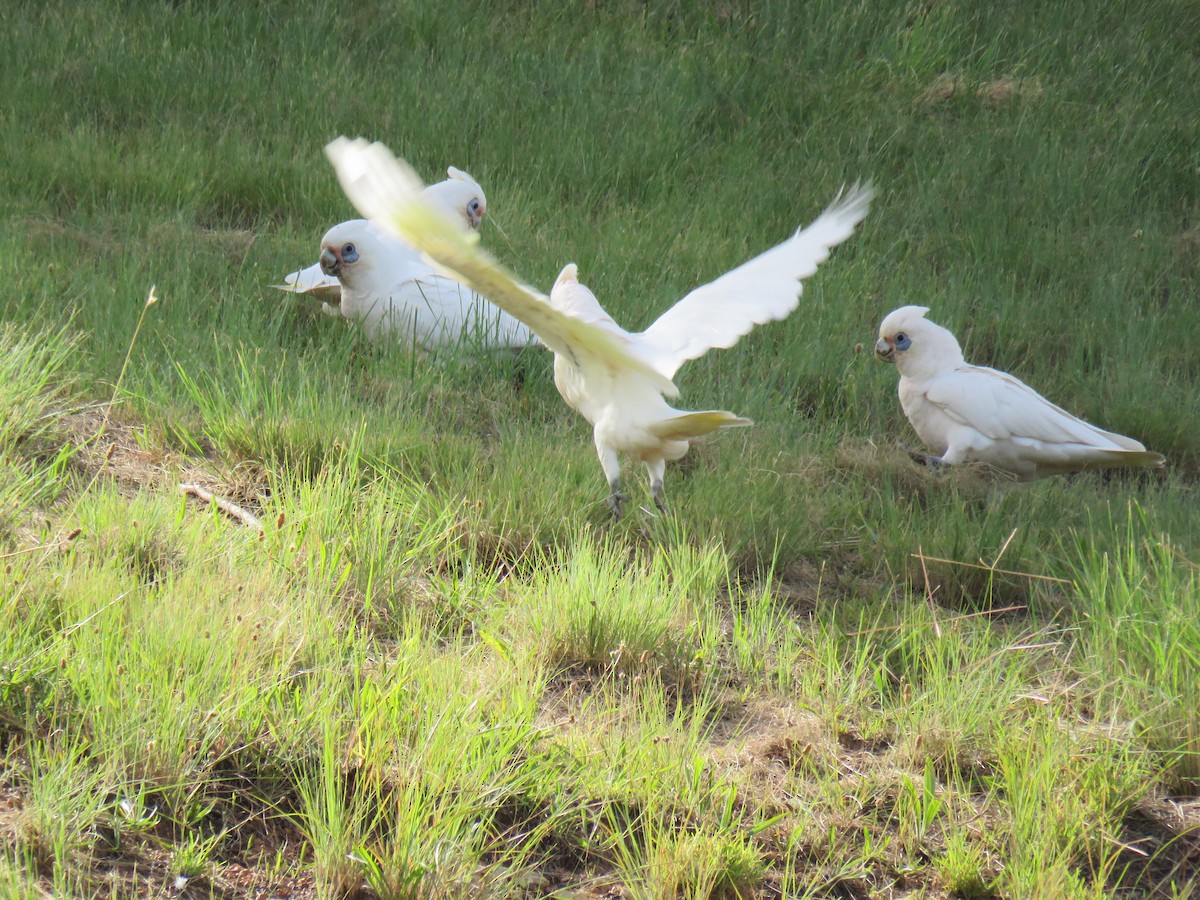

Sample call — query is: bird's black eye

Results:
[341,242,358,264]
[468,199,481,216]
[343,243,355,256]
[894,332,911,350]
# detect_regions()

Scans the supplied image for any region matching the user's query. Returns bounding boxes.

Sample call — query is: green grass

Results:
[1,0,1199,896]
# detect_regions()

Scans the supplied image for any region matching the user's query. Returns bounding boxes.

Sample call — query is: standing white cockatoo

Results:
[325,137,873,516]
[874,305,1165,479]
[276,166,536,350]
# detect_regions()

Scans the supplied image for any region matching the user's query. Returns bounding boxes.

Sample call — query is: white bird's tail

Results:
[650,410,752,441]
[1047,448,1166,478]
[1116,449,1167,469]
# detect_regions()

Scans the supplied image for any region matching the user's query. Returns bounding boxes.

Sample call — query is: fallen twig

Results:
[916,543,942,638]
[910,551,1071,585]
[180,483,263,531]
[1002,640,1063,652]
[844,604,1028,637]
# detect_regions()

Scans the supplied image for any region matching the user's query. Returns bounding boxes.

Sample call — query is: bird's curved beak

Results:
[874,337,895,363]
[468,207,484,231]
[319,247,340,277]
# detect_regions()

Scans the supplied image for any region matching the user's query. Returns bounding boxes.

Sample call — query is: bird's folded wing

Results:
[325,137,675,394]
[637,182,874,379]
[273,262,342,304]
[926,366,1148,452]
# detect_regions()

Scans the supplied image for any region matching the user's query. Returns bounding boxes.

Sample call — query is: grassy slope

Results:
[1,0,1198,896]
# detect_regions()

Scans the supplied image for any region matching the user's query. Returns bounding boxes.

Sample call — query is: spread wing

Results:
[927,365,1149,452]
[274,262,342,305]
[325,137,677,396]
[637,182,873,379]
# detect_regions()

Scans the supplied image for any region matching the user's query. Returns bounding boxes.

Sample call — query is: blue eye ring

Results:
[342,242,358,263]
[894,332,911,350]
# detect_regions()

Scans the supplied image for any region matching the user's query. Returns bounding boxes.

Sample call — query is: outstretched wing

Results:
[274,262,342,305]
[637,182,874,379]
[325,137,677,396]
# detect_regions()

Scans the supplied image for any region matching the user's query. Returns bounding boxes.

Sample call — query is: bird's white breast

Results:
[898,377,955,456]
[553,352,681,456]
[554,353,606,425]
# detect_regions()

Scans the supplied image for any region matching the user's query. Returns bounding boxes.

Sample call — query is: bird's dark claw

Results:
[607,490,630,519]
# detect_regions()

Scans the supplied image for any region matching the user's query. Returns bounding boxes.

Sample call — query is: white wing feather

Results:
[325,137,677,396]
[274,262,342,304]
[638,182,873,379]
[928,366,1148,452]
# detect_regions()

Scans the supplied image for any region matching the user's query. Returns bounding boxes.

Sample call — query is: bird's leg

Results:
[596,440,627,519]
[645,458,668,513]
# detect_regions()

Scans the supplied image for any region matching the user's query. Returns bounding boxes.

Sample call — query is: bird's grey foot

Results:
[607,485,630,519]
[898,442,947,471]
[651,482,668,514]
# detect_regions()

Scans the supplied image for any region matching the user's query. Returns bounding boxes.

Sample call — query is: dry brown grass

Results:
[57,407,266,510]
[920,73,1046,107]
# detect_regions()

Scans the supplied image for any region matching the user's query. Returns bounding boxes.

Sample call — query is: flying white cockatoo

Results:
[325,137,873,516]
[874,305,1165,480]
[276,167,536,349]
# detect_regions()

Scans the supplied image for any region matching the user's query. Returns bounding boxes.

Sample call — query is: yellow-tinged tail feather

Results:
[650,411,753,441]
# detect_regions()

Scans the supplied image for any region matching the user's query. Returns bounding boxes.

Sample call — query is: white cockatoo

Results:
[324,137,873,516]
[874,305,1165,479]
[277,166,486,307]
[276,167,536,349]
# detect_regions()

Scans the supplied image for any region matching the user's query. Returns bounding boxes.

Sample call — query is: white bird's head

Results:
[421,166,487,231]
[875,305,965,378]
[318,219,391,289]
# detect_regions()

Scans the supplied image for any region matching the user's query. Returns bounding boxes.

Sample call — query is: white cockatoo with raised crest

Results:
[325,137,873,516]
[875,305,1165,479]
